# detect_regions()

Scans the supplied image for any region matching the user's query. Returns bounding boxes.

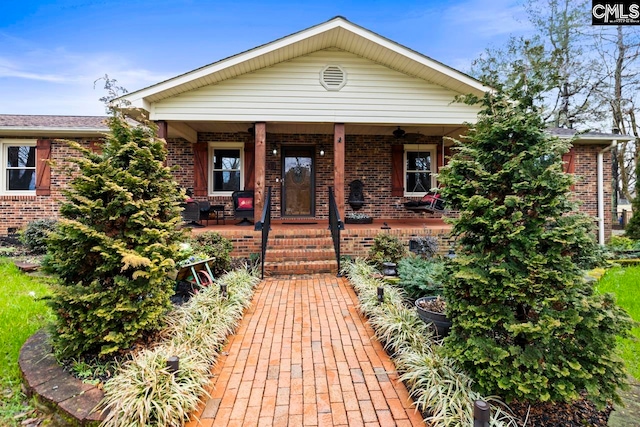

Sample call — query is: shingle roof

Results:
[547,127,635,143]
[0,114,108,129]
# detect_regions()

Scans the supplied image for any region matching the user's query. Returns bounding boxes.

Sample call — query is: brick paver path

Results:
[186,275,425,427]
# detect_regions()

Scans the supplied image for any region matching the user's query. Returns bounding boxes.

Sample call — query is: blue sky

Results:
[0,0,532,116]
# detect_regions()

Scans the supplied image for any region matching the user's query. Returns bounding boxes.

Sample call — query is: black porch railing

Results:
[328,186,345,276]
[254,186,272,279]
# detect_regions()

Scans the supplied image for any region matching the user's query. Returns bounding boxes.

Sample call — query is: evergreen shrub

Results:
[625,164,640,239]
[439,88,633,407]
[19,218,58,254]
[397,257,445,300]
[187,231,233,277]
[368,233,407,269]
[44,113,185,359]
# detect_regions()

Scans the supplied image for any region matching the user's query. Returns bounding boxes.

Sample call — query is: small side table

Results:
[209,205,225,225]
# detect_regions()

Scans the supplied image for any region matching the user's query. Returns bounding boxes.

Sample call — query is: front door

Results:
[282,147,315,217]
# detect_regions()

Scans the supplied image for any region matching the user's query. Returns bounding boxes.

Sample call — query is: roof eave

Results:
[0,127,108,137]
[557,134,636,144]
[118,16,489,109]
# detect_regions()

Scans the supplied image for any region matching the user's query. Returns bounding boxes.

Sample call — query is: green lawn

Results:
[596,265,640,381]
[0,259,54,424]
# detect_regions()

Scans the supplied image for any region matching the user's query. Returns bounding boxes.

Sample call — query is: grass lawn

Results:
[0,258,54,425]
[596,265,640,381]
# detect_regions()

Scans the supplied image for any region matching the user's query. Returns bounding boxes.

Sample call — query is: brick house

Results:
[0,17,629,247]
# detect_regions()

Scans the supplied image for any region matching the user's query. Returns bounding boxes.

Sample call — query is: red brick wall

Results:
[193,132,444,220]
[0,137,91,237]
[0,133,614,244]
[570,144,612,242]
[341,226,453,258]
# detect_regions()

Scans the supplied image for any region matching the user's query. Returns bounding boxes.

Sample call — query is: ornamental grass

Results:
[99,268,259,427]
[343,259,517,427]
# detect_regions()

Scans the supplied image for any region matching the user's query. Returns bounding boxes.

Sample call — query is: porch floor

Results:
[190,217,451,233]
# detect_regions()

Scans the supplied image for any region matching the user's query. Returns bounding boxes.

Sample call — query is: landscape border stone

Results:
[19,329,104,426]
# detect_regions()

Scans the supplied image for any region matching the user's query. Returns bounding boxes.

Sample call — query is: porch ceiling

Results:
[167,121,467,140]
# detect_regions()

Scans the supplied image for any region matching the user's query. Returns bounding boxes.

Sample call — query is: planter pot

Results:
[415,296,452,338]
[381,262,397,276]
[345,217,373,224]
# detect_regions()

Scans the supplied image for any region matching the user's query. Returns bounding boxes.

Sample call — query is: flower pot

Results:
[415,296,451,338]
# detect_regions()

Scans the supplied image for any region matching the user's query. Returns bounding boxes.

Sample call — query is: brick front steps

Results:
[264,228,337,275]
[19,330,104,426]
[189,219,453,276]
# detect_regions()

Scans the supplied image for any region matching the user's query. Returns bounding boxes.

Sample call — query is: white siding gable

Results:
[150,49,479,125]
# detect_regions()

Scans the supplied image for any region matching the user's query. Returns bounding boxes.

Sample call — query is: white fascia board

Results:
[339,23,490,95]
[122,22,340,104]
[121,17,489,105]
[558,133,635,144]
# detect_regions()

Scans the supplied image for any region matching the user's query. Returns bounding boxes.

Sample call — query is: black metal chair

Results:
[232,190,254,226]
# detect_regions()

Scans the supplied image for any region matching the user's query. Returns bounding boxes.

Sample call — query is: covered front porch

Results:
[117,15,484,274]
[161,121,461,225]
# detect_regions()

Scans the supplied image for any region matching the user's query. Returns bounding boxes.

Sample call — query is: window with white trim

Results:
[209,142,244,196]
[1,139,37,194]
[404,144,436,196]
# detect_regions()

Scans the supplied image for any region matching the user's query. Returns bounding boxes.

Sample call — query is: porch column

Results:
[334,123,345,220]
[155,121,169,167]
[254,122,266,217]
[155,121,168,139]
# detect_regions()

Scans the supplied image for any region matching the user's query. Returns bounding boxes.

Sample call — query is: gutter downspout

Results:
[598,140,617,245]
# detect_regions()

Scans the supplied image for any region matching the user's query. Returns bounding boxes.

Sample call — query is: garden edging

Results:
[19,329,104,426]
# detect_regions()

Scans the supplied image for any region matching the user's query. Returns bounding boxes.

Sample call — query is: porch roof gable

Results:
[119,16,490,112]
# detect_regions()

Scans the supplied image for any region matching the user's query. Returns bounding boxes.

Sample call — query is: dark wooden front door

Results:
[282,147,315,217]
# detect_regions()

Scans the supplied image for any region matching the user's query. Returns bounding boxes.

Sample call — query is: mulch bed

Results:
[507,396,612,426]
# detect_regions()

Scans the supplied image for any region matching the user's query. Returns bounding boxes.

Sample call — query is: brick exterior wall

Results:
[341,226,454,259]
[193,132,443,221]
[571,144,613,242]
[193,224,454,260]
[0,132,613,244]
[0,137,94,237]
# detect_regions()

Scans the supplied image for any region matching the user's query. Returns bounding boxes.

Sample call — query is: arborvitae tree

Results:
[45,112,185,359]
[439,88,632,407]
[625,164,640,239]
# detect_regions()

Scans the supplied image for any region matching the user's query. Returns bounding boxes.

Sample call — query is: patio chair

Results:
[403,188,446,213]
[181,200,204,227]
[232,190,254,226]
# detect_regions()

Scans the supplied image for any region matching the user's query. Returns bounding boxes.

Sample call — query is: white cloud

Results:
[0,65,67,82]
[0,36,174,115]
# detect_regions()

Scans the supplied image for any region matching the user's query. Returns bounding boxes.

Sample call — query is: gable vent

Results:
[320,65,347,91]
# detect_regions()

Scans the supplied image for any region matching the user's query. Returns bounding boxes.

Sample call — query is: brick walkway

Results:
[186,275,425,427]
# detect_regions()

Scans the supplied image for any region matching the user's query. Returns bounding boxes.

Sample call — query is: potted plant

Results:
[397,256,451,337]
[415,296,451,338]
[345,212,373,224]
